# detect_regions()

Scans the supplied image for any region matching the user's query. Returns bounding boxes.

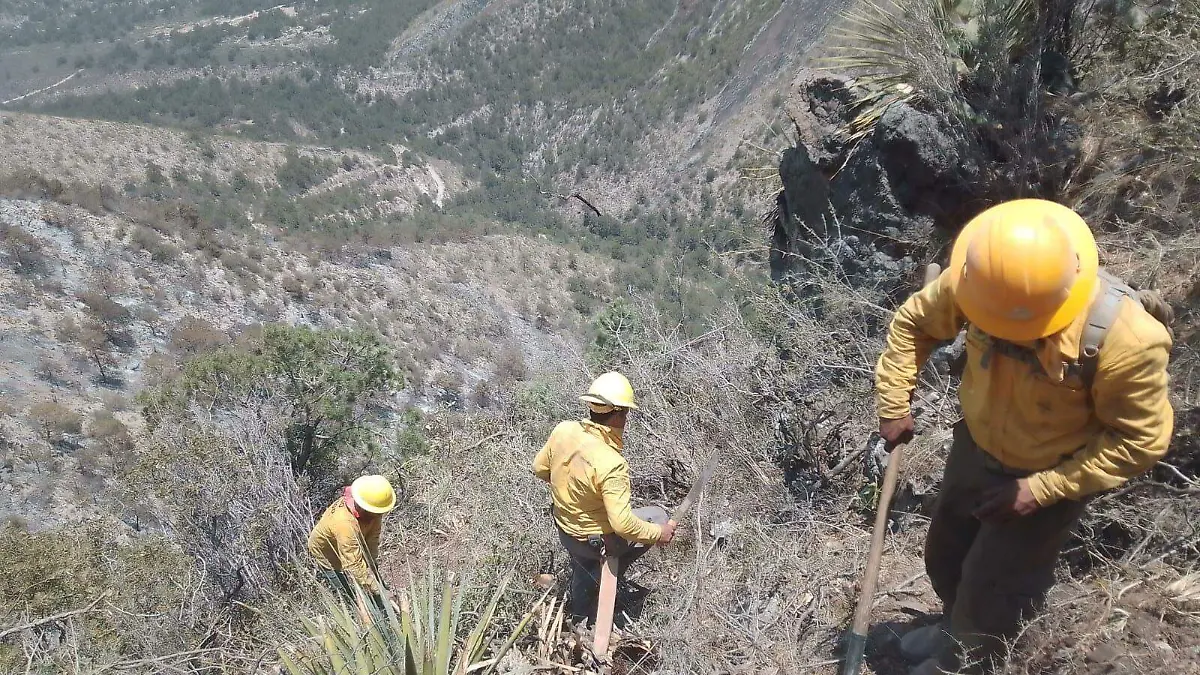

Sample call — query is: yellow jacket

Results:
[307,494,383,592]
[876,270,1173,506]
[533,420,663,545]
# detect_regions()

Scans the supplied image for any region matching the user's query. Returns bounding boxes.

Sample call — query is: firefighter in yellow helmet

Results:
[308,475,396,611]
[532,372,677,623]
[875,200,1173,675]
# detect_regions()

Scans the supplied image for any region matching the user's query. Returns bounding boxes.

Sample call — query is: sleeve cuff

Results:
[1027,471,1065,506]
[877,396,911,420]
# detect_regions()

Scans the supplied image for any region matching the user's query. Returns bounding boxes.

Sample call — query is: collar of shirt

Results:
[580,419,624,452]
[1011,286,1096,383]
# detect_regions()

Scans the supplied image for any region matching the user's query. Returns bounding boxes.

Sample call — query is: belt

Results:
[979,449,1036,478]
[553,516,609,550]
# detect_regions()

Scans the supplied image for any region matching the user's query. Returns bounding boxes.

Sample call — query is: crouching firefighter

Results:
[875,200,1175,674]
[307,474,397,615]
[533,372,677,623]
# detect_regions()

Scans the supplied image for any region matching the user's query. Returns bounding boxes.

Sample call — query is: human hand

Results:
[879,415,915,448]
[658,520,678,545]
[973,478,1041,522]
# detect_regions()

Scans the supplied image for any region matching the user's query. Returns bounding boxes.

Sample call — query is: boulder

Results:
[772,96,986,292]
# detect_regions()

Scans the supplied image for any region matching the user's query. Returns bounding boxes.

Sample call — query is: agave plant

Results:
[828,0,1038,141]
[280,570,552,675]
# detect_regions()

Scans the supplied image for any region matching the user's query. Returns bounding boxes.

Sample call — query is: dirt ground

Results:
[859,579,1200,675]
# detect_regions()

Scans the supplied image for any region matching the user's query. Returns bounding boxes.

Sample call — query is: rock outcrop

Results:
[771,74,991,301]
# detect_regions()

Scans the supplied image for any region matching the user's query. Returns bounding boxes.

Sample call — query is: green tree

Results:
[586,298,639,370]
[142,325,400,475]
[263,325,399,474]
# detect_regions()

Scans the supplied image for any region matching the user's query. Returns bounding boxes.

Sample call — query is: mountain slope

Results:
[0,192,612,528]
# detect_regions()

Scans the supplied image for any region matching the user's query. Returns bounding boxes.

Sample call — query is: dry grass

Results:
[366,284,949,674]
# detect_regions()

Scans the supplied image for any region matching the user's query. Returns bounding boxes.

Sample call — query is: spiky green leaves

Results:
[279,570,553,675]
[828,0,1039,141]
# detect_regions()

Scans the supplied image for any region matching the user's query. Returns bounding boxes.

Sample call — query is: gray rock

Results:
[828,136,914,238]
[805,75,856,128]
[778,144,832,234]
[773,94,991,297]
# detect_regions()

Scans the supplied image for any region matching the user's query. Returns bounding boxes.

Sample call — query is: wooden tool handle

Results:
[592,556,620,655]
[847,262,941,640]
[850,440,905,635]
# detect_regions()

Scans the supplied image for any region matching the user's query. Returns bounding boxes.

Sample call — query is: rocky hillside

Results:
[0,190,613,528]
[0,0,863,553]
[1,0,1197,674]
[0,111,465,215]
[2,0,848,219]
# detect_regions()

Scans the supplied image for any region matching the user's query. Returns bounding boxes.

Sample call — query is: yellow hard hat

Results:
[949,199,1098,342]
[350,475,396,514]
[579,372,639,412]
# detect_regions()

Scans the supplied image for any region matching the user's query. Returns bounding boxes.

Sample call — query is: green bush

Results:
[586,297,639,369]
[394,410,431,459]
[276,148,337,195]
[141,324,401,475]
[280,570,547,675]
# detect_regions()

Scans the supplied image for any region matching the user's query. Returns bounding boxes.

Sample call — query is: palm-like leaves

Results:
[831,0,960,104]
[828,0,1039,140]
[280,571,553,675]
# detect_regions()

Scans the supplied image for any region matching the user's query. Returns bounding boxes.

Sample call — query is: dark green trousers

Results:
[556,505,669,622]
[926,422,1086,673]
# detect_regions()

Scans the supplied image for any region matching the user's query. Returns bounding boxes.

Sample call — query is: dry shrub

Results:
[0,171,115,215]
[169,315,230,356]
[130,225,182,263]
[998,566,1200,674]
[0,223,48,277]
[1070,0,1200,232]
[129,404,313,603]
[29,401,82,447]
[39,201,79,234]
[430,369,465,404]
[89,410,133,454]
[0,521,202,673]
[55,316,81,343]
[494,342,528,383]
[34,356,69,386]
[381,289,920,674]
[78,290,132,327]
[386,269,1194,674]
[281,273,308,300]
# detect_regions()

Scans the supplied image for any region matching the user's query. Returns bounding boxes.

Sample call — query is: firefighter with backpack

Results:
[874,199,1174,675]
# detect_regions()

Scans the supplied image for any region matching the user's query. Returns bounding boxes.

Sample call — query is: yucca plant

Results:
[280,570,552,675]
[828,0,1038,141]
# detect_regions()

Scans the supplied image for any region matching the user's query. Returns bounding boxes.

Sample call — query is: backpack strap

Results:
[1072,269,1139,390]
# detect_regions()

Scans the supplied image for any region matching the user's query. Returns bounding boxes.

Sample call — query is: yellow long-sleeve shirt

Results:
[307,494,383,592]
[533,420,663,545]
[876,269,1173,506]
